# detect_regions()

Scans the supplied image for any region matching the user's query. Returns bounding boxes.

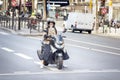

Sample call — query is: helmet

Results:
[47,18,55,25]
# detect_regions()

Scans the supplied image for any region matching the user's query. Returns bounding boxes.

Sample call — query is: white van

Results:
[65,12,94,34]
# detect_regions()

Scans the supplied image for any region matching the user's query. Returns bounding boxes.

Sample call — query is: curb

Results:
[0,27,17,34]
[1,27,120,39]
[92,32,120,39]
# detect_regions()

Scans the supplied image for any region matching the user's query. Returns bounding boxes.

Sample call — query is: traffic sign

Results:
[11,0,17,7]
[101,8,107,15]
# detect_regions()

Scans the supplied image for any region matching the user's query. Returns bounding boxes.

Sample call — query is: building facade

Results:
[112,0,120,20]
[0,0,119,20]
[69,0,120,20]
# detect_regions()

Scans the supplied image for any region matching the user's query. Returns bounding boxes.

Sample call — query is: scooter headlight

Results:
[57,41,63,45]
[55,43,64,49]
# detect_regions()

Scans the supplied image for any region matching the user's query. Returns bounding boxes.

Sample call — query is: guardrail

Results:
[0,16,47,33]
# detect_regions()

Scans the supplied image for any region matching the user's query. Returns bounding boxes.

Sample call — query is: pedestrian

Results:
[104,19,109,33]
[55,12,59,20]
[40,19,57,68]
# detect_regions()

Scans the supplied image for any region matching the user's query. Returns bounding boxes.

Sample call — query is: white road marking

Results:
[14,53,33,60]
[0,69,120,76]
[34,61,41,65]
[66,44,89,49]
[28,37,42,40]
[27,37,120,51]
[66,44,120,56]
[65,38,120,51]
[91,48,120,56]
[26,37,120,56]
[14,71,31,74]
[0,32,9,35]
[46,66,61,71]
[1,47,15,52]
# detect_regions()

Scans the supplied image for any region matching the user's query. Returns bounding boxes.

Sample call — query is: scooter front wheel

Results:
[57,54,63,70]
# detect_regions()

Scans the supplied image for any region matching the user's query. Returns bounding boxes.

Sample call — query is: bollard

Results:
[9,17,10,29]
[38,19,41,32]
[104,25,108,33]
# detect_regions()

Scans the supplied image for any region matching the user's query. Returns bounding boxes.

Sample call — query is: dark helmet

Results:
[47,20,55,25]
[47,18,55,25]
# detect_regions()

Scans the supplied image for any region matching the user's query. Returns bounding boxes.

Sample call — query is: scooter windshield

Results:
[56,35,63,45]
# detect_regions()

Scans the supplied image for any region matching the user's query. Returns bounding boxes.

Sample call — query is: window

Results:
[73,0,76,3]
[78,0,81,2]
[82,0,85,2]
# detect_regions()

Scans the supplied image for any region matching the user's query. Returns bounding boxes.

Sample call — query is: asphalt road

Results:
[0,29,120,80]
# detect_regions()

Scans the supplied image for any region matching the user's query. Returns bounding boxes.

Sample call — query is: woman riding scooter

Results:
[40,20,57,68]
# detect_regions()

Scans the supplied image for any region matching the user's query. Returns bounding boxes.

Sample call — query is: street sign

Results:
[47,0,69,7]
[11,0,17,7]
[101,7,107,15]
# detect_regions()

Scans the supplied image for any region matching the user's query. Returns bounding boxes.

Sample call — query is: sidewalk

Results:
[92,27,120,39]
[0,20,64,36]
[1,21,120,39]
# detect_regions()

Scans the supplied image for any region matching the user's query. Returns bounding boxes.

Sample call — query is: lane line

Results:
[14,53,33,60]
[1,47,15,53]
[66,44,89,50]
[26,37,120,56]
[91,48,120,56]
[0,69,120,76]
[65,38,120,51]
[34,61,41,65]
[27,37,120,51]
[66,44,120,56]
[14,71,31,74]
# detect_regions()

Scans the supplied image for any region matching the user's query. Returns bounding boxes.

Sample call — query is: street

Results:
[0,29,120,80]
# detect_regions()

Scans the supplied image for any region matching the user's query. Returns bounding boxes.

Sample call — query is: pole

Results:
[43,0,47,20]
[95,0,99,33]
[18,0,21,30]
[12,7,15,30]
[108,0,113,33]
[32,0,34,12]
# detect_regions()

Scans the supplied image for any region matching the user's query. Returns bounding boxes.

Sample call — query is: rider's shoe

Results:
[40,63,44,68]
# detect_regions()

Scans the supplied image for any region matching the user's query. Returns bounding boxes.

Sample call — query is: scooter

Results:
[28,18,37,33]
[37,29,69,69]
